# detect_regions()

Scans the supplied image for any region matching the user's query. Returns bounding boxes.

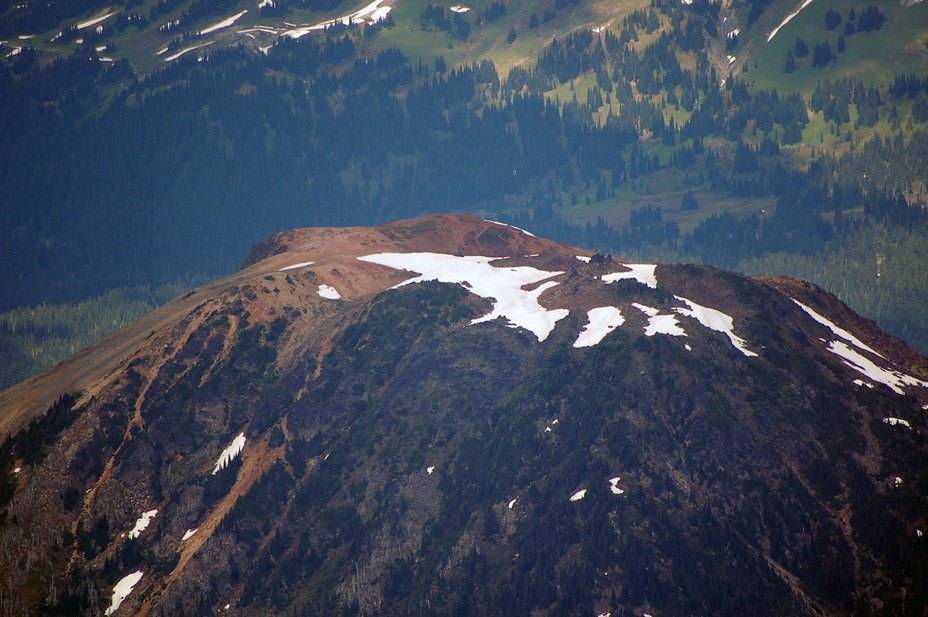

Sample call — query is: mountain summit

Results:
[1,214,927,616]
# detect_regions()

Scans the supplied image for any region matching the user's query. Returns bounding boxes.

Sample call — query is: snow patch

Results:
[105,571,143,616]
[212,432,246,474]
[280,260,314,271]
[728,55,736,64]
[128,510,157,540]
[853,379,874,389]
[608,477,624,495]
[633,303,686,337]
[767,0,817,42]
[508,498,517,509]
[282,0,389,38]
[575,255,591,263]
[484,219,536,237]
[78,12,114,30]
[357,252,568,341]
[602,264,657,289]
[317,284,341,300]
[574,307,624,348]
[894,476,903,486]
[450,5,471,13]
[883,417,912,429]
[164,41,213,62]
[13,467,20,473]
[793,300,884,358]
[427,466,435,475]
[200,10,248,35]
[182,528,198,541]
[569,489,587,502]
[674,296,757,357]
[829,341,928,395]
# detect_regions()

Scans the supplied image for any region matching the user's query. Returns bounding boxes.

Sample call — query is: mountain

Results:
[3,0,928,393]
[2,214,927,617]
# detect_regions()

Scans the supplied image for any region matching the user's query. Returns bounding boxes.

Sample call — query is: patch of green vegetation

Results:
[0,275,209,389]
[747,0,928,93]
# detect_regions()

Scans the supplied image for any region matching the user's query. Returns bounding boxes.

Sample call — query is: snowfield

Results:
[77,12,114,30]
[212,432,245,474]
[574,307,625,348]
[828,341,928,395]
[883,417,912,428]
[317,284,341,300]
[128,509,157,539]
[354,253,764,353]
[674,296,757,357]
[200,10,248,35]
[633,303,686,337]
[280,261,314,271]
[767,0,817,42]
[569,489,587,502]
[793,299,928,393]
[601,263,657,288]
[793,300,884,358]
[105,571,143,616]
[485,219,536,237]
[282,0,390,38]
[357,252,568,341]
[608,477,625,495]
[164,42,213,62]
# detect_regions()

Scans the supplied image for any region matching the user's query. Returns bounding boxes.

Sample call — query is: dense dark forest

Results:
[2,0,928,387]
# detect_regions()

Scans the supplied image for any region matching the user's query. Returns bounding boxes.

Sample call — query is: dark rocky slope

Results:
[1,214,926,617]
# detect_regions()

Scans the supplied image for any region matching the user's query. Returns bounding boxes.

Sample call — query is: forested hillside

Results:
[2,0,928,387]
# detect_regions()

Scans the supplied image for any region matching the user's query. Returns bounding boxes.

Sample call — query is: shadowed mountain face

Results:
[1,214,927,617]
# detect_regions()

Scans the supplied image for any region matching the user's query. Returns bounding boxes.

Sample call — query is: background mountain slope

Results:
[1,0,927,385]
[1,214,927,616]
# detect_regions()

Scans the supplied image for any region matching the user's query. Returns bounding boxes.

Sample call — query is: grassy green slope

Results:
[740,0,928,92]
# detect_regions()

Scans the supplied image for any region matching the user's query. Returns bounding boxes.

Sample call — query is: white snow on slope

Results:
[883,417,912,428]
[828,341,928,395]
[508,498,517,509]
[212,432,246,474]
[78,12,114,30]
[575,255,591,263]
[128,510,157,540]
[182,528,198,541]
[602,264,657,289]
[450,5,470,13]
[164,41,213,62]
[280,261,314,271]
[608,477,624,495]
[105,571,143,616]
[633,303,686,337]
[357,252,568,341]
[427,465,435,475]
[793,300,884,358]
[767,0,816,42]
[574,307,625,348]
[674,296,758,357]
[317,284,341,299]
[283,0,389,38]
[569,489,587,502]
[485,219,536,237]
[200,10,248,35]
